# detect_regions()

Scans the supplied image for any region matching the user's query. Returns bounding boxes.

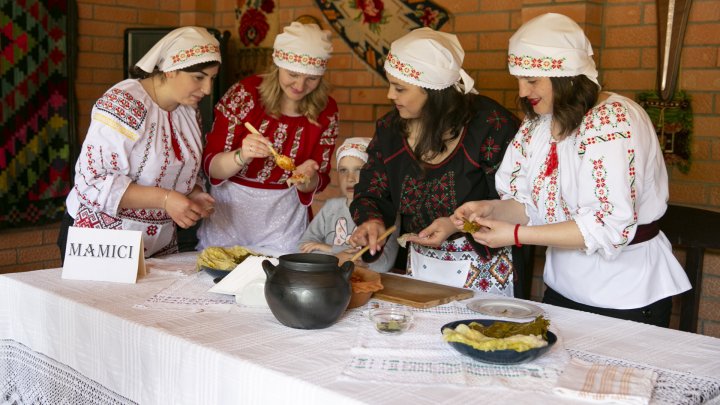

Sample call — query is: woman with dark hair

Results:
[349,28,519,294]
[197,22,338,253]
[453,13,690,326]
[58,27,221,261]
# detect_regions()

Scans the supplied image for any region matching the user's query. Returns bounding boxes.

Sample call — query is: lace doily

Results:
[134,271,236,313]
[0,339,136,405]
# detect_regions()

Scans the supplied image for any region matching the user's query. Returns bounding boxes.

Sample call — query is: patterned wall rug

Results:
[314,0,450,79]
[0,0,76,229]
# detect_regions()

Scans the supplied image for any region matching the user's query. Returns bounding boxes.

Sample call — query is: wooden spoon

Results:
[350,225,398,262]
[243,122,296,171]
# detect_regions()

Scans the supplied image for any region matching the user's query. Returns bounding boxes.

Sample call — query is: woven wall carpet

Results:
[0,0,76,229]
[314,0,450,79]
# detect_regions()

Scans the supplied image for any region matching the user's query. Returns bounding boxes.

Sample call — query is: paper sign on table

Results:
[62,227,146,283]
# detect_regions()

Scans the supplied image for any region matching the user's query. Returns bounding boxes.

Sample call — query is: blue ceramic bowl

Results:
[200,266,232,282]
[441,319,556,365]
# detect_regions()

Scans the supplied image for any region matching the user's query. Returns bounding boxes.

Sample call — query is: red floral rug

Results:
[315,0,450,79]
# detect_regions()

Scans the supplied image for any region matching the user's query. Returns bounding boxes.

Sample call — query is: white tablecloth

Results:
[1,253,719,405]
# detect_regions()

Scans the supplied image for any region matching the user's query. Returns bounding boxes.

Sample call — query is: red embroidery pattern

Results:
[399,172,457,231]
[134,123,156,181]
[615,149,638,247]
[579,101,632,155]
[591,158,612,224]
[146,225,157,236]
[272,49,328,70]
[385,51,422,80]
[170,44,220,64]
[508,53,566,72]
[74,204,123,229]
[95,88,146,130]
[154,126,171,187]
[486,110,509,131]
[480,137,501,161]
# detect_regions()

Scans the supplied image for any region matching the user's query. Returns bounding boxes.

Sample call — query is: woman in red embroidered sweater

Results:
[197,23,338,254]
[58,27,221,261]
[349,28,519,294]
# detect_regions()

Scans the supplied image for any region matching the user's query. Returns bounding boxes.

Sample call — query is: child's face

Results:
[337,156,365,202]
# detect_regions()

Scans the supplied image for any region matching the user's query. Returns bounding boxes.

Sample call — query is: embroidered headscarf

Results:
[135,26,221,73]
[383,27,476,94]
[272,22,333,76]
[336,137,370,165]
[508,13,599,87]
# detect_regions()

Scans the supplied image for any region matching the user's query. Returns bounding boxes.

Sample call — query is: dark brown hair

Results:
[518,75,599,138]
[390,86,473,165]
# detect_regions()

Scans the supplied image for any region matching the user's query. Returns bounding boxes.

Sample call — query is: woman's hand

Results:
[299,241,332,253]
[165,191,213,229]
[465,217,515,248]
[240,131,274,161]
[405,217,456,248]
[451,201,496,230]
[292,159,320,192]
[349,220,386,256]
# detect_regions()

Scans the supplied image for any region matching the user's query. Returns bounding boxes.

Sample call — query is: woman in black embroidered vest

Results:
[349,28,519,295]
[453,14,690,326]
[57,27,221,261]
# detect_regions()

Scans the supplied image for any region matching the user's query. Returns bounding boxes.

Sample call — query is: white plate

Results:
[466,299,543,319]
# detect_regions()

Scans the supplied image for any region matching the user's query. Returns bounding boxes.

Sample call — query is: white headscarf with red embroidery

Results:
[135,26,221,73]
[508,13,599,87]
[272,22,333,76]
[383,27,476,94]
[336,137,370,166]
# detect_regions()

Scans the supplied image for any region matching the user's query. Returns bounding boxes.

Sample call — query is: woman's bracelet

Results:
[162,189,171,210]
[514,224,522,247]
[233,149,245,167]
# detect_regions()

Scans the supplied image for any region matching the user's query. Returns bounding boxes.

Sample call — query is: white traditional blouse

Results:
[496,93,690,309]
[66,79,205,257]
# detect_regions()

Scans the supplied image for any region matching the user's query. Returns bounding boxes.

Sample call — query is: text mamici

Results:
[68,243,135,259]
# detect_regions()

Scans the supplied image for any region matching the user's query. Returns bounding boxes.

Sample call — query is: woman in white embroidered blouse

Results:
[58,27,221,260]
[452,13,690,327]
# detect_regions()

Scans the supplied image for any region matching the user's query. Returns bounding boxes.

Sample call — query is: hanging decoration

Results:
[637,91,693,173]
[0,0,76,230]
[314,0,450,79]
[235,0,279,79]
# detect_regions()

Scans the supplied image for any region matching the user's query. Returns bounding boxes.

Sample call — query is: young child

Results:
[298,138,399,272]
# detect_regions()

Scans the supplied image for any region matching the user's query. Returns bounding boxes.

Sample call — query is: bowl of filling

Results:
[370,307,413,334]
[441,316,555,365]
[347,266,383,309]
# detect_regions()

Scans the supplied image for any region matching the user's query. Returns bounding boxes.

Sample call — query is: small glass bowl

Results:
[369,307,413,334]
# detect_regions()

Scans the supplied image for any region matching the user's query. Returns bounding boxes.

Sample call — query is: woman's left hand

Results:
[187,191,215,218]
[405,217,457,248]
[292,159,320,192]
[466,217,514,248]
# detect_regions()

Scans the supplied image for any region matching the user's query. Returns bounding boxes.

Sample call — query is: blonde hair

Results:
[258,65,330,125]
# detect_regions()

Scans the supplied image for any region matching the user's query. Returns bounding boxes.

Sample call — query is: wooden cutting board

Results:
[373,273,474,308]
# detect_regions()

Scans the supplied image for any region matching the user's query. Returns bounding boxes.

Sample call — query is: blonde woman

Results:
[198,22,338,253]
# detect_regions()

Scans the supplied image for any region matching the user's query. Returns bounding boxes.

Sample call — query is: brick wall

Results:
[1,0,718,336]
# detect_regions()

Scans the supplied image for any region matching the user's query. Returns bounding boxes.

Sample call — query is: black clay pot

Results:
[262,253,353,329]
